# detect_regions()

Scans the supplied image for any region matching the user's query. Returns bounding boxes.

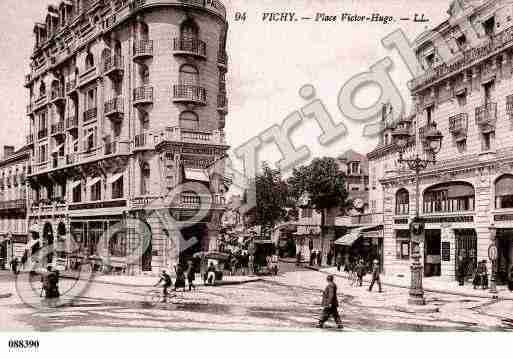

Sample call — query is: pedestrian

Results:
[186,261,196,291]
[317,251,322,266]
[296,251,302,267]
[317,275,343,329]
[207,262,217,285]
[41,265,60,306]
[10,257,19,275]
[457,255,465,286]
[155,270,172,302]
[327,250,333,266]
[355,259,365,287]
[271,252,279,276]
[336,253,343,272]
[368,259,382,293]
[174,264,186,292]
[309,250,315,266]
[230,255,238,276]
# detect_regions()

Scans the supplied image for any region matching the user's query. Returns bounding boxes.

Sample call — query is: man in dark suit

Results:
[318,275,343,329]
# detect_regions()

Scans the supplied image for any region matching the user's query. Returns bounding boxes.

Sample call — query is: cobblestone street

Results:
[1,267,513,331]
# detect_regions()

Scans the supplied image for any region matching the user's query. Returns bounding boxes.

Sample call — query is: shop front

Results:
[496,229,513,285]
[335,226,383,271]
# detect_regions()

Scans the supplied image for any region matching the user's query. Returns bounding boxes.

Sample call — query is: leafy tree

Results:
[252,163,289,232]
[288,157,348,258]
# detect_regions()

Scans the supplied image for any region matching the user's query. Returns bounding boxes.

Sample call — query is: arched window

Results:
[179,64,198,86]
[51,80,60,98]
[179,111,199,130]
[423,182,475,213]
[141,162,150,195]
[495,174,513,209]
[39,82,46,98]
[101,48,111,67]
[395,188,409,215]
[85,52,94,70]
[180,19,198,41]
[139,22,149,41]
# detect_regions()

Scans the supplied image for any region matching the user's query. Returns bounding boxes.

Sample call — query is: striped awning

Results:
[335,229,362,246]
[184,168,209,182]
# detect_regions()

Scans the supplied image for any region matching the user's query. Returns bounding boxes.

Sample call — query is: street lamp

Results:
[392,120,443,306]
[488,224,498,296]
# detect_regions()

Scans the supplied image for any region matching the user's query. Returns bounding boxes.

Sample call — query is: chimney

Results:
[3,146,14,159]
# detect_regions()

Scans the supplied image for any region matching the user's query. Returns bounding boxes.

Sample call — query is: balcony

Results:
[78,66,98,88]
[160,126,226,146]
[218,50,228,68]
[51,122,65,137]
[133,133,154,151]
[475,102,497,133]
[26,134,34,145]
[66,115,78,130]
[51,156,66,169]
[104,140,130,156]
[37,128,48,140]
[50,87,65,105]
[133,40,153,61]
[172,84,206,105]
[133,86,153,106]
[449,113,468,142]
[34,95,48,110]
[104,96,124,120]
[102,55,124,78]
[172,38,207,59]
[66,79,77,94]
[66,153,79,165]
[84,107,98,122]
[217,93,228,113]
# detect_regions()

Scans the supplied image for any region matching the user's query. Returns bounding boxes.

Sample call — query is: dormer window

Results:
[483,16,495,37]
[349,162,361,175]
[456,34,467,49]
[425,53,435,68]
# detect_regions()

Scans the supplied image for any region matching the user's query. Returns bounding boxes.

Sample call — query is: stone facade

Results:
[24,0,229,275]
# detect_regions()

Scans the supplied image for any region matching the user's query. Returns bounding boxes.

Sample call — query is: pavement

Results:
[307,265,513,300]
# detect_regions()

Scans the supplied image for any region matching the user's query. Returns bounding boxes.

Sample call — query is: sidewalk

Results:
[309,265,513,300]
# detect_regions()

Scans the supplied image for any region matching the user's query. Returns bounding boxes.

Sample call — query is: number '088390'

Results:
[8,339,40,350]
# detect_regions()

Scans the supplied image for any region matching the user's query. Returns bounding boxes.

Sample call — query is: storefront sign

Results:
[69,200,126,211]
[442,242,450,262]
[423,216,473,223]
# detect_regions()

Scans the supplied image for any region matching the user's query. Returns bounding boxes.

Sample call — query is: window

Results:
[349,162,360,175]
[425,53,435,68]
[179,64,199,86]
[39,144,48,163]
[39,82,46,98]
[482,131,494,151]
[423,182,475,213]
[85,52,94,70]
[86,88,97,110]
[395,230,411,260]
[83,127,97,152]
[112,177,123,199]
[396,188,409,215]
[301,208,313,218]
[109,230,127,257]
[72,183,81,203]
[179,111,199,130]
[456,92,467,106]
[426,105,433,124]
[483,17,495,37]
[141,65,150,85]
[351,187,360,192]
[141,162,150,195]
[181,20,198,41]
[495,175,513,209]
[91,181,101,201]
[456,34,467,49]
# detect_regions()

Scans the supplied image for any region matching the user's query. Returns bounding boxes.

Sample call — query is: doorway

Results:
[455,229,478,281]
[424,229,441,277]
[497,229,513,285]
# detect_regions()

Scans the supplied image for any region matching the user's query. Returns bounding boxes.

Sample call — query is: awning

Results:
[71,179,81,188]
[108,172,123,184]
[184,168,209,182]
[87,177,101,187]
[335,229,361,246]
[496,176,513,196]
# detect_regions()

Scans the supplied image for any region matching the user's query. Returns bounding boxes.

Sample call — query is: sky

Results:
[0,0,451,174]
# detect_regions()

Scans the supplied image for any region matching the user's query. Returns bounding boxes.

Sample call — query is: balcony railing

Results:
[102,55,124,76]
[133,40,153,59]
[160,126,225,145]
[66,79,77,93]
[173,38,207,58]
[51,122,65,136]
[173,84,206,104]
[449,113,468,141]
[37,128,48,140]
[409,23,513,91]
[52,156,66,169]
[105,96,124,117]
[66,115,78,129]
[134,133,153,149]
[0,199,26,211]
[133,86,153,105]
[217,93,228,112]
[84,107,98,122]
[26,134,34,145]
[78,66,98,87]
[104,140,130,156]
[475,102,497,131]
[50,87,65,103]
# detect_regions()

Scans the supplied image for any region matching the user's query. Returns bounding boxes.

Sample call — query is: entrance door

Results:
[497,229,513,285]
[455,229,477,280]
[424,230,441,277]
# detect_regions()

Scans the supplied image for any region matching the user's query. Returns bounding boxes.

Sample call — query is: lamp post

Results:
[488,224,498,297]
[392,121,443,306]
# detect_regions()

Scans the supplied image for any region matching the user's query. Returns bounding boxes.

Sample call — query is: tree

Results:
[288,157,348,260]
[251,163,289,232]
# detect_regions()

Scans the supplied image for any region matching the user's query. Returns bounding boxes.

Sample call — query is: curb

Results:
[308,266,513,301]
[0,293,12,299]
[61,274,262,288]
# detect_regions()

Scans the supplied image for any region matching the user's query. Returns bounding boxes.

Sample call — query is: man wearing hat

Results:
[318,274,343,329]
[368,259,382,293]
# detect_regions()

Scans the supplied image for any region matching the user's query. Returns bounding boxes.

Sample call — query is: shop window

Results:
[395,230,411,260]
[423,182,475,213]
[112,177,123,199]
[495,174,513,209]
[395,188,409,215]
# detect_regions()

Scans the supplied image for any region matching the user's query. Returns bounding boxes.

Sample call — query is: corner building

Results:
[24,0,229,275]
[381,0,513,283]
